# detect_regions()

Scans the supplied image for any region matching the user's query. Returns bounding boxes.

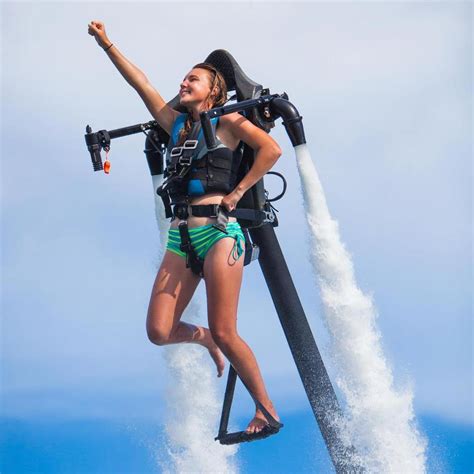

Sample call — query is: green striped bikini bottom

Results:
[166,221,246,263]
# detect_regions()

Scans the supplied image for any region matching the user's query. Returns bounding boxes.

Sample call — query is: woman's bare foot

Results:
[245,404,280,434]
[194,326,226,377]
[209,344,226,377]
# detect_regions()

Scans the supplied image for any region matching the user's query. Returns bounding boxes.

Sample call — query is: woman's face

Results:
[179,68,213,108]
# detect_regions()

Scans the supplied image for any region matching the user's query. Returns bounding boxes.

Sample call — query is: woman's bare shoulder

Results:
[218,111,247,128]
[219,112,280,152]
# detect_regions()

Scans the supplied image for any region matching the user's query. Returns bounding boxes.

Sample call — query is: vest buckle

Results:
[209,204,219,218]
[263,209,276,223]
[178,155,193,166]
[173,203,189,221]
[170,146,183,158]
[183,139,198,150]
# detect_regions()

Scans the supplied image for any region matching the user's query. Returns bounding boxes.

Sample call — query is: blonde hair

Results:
[177,63,228,146]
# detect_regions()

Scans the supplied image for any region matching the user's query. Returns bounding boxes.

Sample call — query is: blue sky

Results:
[1,1,472,472]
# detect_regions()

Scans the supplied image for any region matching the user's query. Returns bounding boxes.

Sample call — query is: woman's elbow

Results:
[254,140,282,163]
[272,144,282,162]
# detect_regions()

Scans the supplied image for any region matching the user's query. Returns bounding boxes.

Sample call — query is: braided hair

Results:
[176,63,228,146]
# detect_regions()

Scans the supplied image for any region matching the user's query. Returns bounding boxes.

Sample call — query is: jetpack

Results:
[84,50,362,473]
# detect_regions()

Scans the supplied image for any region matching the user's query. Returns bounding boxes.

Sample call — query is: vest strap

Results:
[178,221,204,277]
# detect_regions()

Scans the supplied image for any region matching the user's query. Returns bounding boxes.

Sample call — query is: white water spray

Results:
[150,176,239,474]
[294,145,427,473]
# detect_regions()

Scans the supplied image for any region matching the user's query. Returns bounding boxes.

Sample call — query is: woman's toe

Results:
[245,416,268,434]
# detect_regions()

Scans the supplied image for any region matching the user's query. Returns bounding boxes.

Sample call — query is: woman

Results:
[88,20,282,435]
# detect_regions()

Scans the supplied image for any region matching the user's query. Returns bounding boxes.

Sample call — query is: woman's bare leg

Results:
[146,250,226,376]
[203,238,280,434]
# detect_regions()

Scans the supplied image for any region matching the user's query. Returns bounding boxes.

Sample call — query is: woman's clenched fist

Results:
[88,20,111,49]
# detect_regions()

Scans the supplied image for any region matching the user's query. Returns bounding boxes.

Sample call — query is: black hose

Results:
[265,171,287,202]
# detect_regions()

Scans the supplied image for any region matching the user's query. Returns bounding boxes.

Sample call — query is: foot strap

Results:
[247,392,283,430]
[235,368,282,429]
[215,423,282,445]
[214,365,283,445]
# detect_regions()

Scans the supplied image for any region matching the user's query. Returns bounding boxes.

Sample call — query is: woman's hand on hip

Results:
[220,189,244,212]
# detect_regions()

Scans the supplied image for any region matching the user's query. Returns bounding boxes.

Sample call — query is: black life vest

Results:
[162,113,243,203]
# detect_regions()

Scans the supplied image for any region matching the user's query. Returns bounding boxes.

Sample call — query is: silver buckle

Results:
[183,139,198,150]
[170,146,183,158]
[178,155,192,166]
[170,140,197,159]
[263,210,275,223]
[210,204,219,218]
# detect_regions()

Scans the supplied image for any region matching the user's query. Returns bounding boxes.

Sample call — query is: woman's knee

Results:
[210,327,239,350]
[146,254,200,346]
[146,321,172,346]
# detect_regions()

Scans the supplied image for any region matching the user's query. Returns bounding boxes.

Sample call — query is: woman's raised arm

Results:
[88,20,179,134]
